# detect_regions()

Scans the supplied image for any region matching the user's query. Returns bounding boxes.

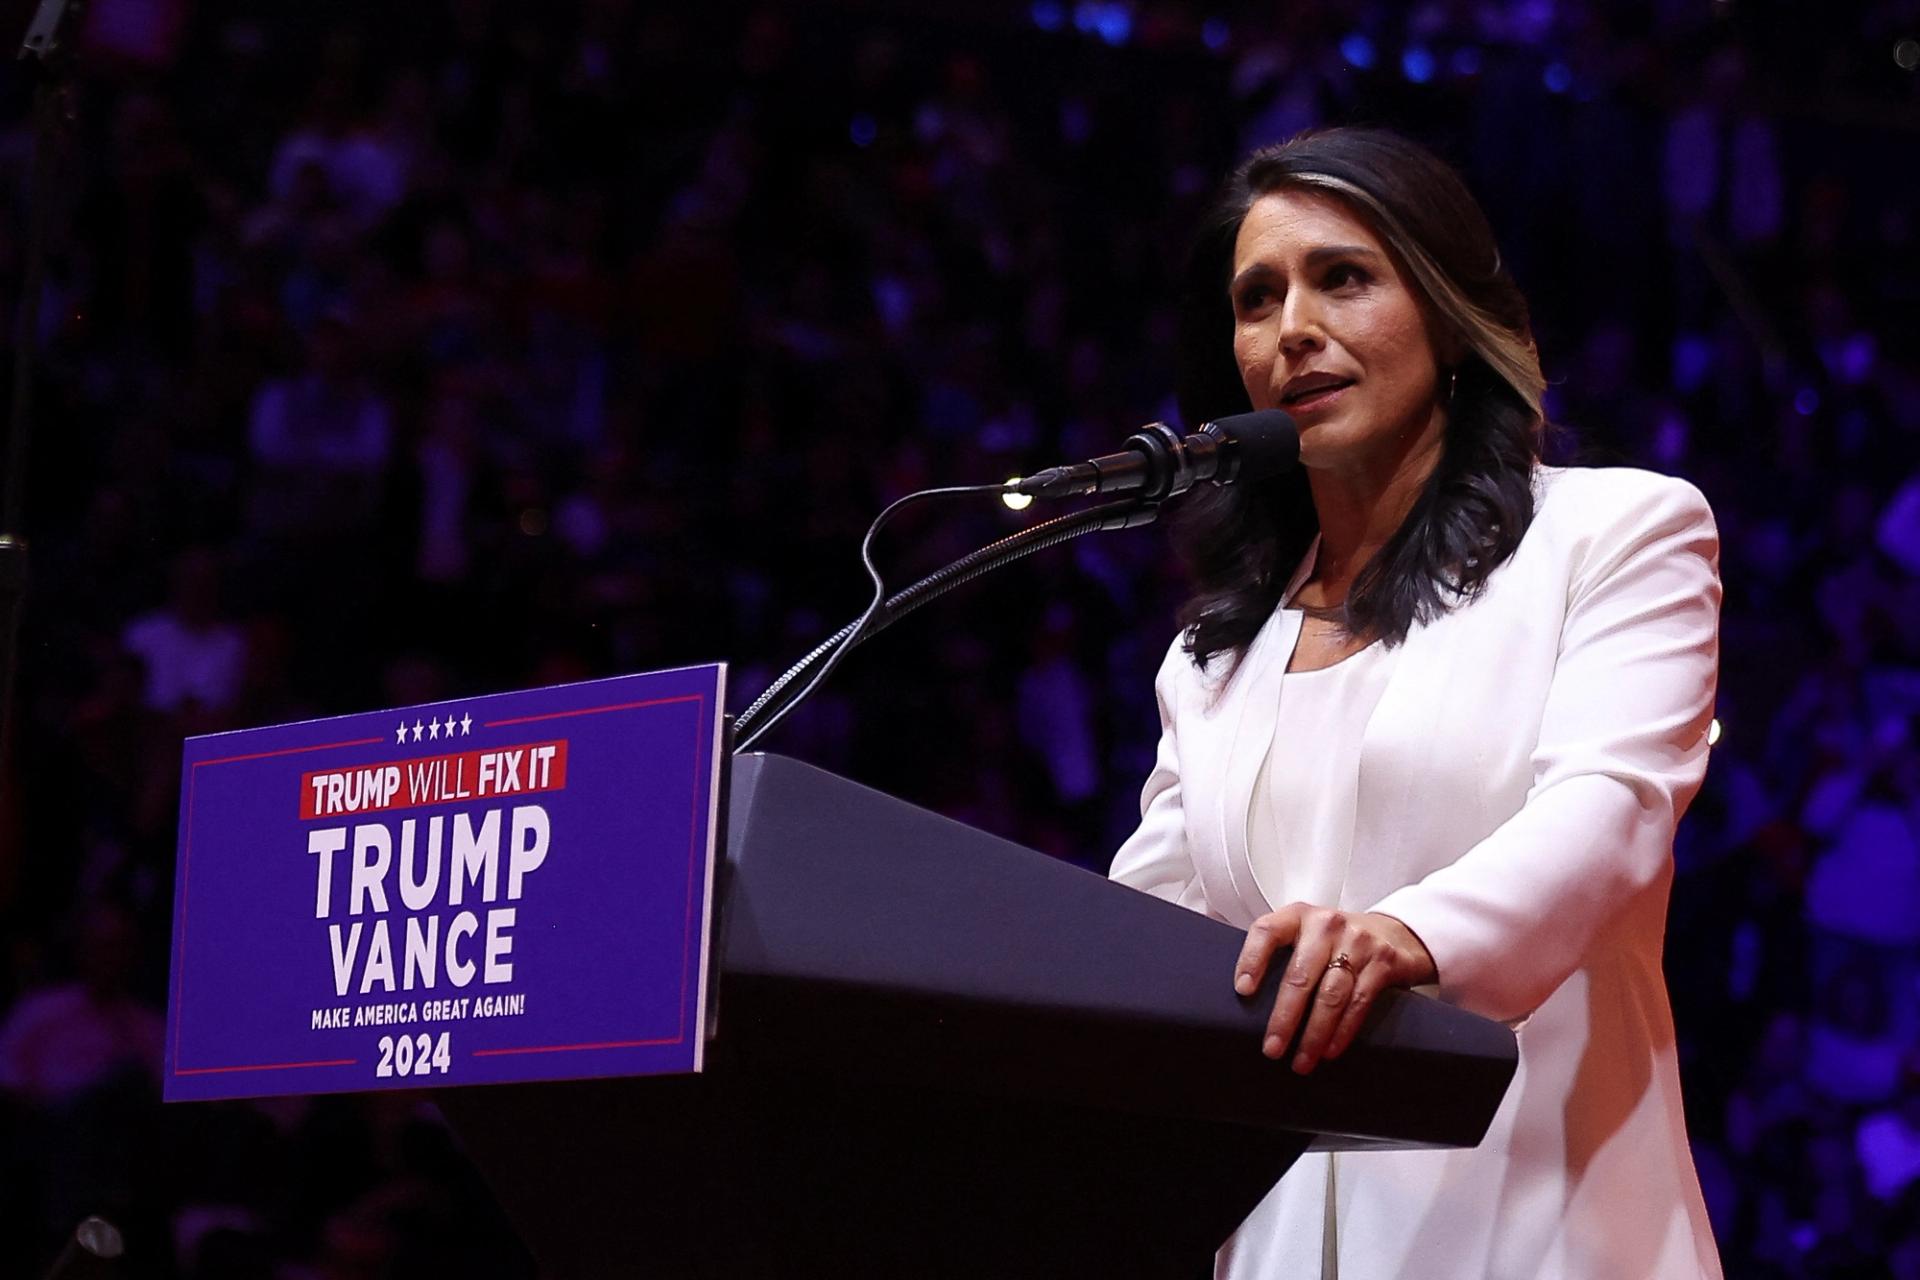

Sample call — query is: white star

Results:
[460,713,472,736]
[444,715,457,737]
[412,720,424,742]
[396,722,408,744]
[428,718,441,740]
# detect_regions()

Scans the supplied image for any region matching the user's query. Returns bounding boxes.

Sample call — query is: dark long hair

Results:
[1174,127,1546,672]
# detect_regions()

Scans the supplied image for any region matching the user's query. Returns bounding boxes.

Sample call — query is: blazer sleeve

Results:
[1367,472,1722,1023]
[1108,638,1213,915]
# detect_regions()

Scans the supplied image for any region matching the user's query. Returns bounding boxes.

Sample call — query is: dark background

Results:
[1,0,1918,1275]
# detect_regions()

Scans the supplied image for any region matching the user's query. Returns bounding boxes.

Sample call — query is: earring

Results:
[1447,368,1459,403]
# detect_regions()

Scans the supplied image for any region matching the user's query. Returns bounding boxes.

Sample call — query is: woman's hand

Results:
[1235,904,1438,1074]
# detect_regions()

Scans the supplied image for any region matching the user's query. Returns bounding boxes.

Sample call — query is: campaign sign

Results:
[164,664,726,1102]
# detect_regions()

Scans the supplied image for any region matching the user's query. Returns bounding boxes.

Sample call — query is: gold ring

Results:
[1326,953,1355,975]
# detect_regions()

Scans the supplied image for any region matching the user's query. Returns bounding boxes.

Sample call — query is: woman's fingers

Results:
[1324,957,1391,1062]
[1262,908,1346,1060]
[1290,930,1373,1073]
[1235,908,1434,1071]
[1235,904,1304,996]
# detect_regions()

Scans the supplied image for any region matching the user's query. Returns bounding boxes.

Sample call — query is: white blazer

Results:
[1110,464,1726,1279]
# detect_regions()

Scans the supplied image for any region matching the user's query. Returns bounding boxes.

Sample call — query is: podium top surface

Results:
[719,752,1517,1150]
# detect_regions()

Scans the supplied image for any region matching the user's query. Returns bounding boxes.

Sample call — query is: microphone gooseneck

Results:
[1008,408,1299,503]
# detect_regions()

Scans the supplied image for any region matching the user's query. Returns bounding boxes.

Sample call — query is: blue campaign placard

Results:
[164,664,726,1102]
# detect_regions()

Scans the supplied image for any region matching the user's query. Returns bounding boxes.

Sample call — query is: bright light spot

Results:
[1339,33,1376,69]
[1707,718,1722,747]
[1088,2,1132,44]
[1201,18,1229,51]
[1542,62,1572,93]
[849,115,878,148]
[1031,0,1066,31]
[1402,46,1436,83]
[1002,482,1034,512]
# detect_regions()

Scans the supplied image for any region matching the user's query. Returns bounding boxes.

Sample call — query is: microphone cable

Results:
[732,482,1007,753]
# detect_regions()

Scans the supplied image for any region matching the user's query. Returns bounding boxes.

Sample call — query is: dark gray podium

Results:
[435,753,1516,1278]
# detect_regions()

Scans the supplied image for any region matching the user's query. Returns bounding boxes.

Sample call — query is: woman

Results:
[1108,127,1725,1278]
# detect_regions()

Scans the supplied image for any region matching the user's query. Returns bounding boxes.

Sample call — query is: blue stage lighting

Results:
[1099,12,1132,43]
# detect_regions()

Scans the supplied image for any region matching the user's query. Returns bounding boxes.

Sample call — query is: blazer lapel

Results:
[1199,537,1325,924]
[1214,608,1296,921]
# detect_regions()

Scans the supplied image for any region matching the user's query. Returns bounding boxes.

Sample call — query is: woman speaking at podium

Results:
[1109,127,1724,1279]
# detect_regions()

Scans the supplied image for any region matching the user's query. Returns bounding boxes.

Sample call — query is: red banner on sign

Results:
[300,741,570,821]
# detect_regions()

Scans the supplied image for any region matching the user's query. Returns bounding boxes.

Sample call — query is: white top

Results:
[1229,560,1401,1280]
[1246,620,1399,913]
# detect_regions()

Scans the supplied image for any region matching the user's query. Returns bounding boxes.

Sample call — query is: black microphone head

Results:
[1204,409,1299,484]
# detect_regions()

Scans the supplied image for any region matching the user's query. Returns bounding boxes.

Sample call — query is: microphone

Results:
[1008,409,1299,503]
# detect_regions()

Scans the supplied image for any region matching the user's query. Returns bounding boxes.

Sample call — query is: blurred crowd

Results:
[1,0,1917,1274]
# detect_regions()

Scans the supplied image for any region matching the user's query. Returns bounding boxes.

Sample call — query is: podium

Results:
[434,753,1517,1278]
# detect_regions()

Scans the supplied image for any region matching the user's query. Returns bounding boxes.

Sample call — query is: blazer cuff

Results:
[1366,889,1530,1030]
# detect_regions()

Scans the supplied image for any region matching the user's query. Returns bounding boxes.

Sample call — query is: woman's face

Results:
[1230,188,1452,476]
